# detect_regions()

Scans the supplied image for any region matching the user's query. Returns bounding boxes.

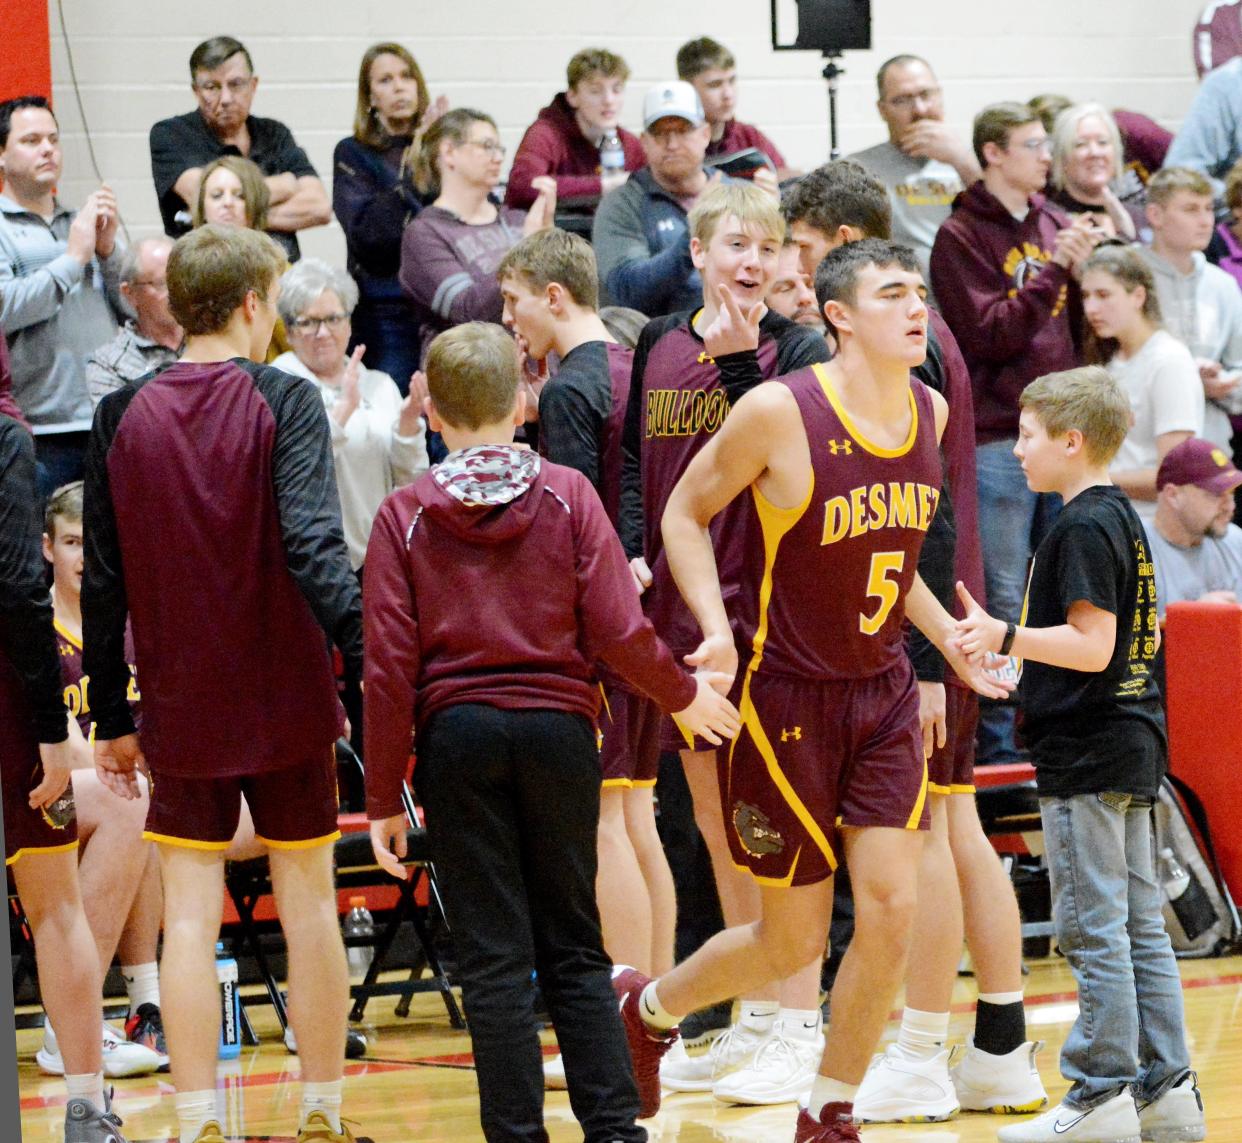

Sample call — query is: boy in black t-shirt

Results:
[954,366,1204,1143]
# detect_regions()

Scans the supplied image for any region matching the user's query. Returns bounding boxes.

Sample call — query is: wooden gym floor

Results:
[13,953,1242,1142]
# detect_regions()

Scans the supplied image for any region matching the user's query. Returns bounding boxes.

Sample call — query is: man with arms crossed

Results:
[82,225,367,1143]
[612,239,1010,1142]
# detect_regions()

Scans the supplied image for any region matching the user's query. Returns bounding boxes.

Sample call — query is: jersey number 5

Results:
[860,551,905,636]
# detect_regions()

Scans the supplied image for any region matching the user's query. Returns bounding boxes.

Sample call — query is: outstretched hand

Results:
[953,581,1007,664]
[672,674,742,746]
[684,632,738,690]
[702,285,763,360]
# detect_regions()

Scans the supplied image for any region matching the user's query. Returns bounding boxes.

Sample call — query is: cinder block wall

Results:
[46,0,1207,264]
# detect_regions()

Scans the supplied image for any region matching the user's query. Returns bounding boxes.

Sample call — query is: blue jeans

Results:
[975,439,1060,763]
[350,295,420,397]
[34,430,89,500]
[1040,792,1191,1109]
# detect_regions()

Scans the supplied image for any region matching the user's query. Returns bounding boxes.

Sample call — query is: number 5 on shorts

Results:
[860,551,904,636]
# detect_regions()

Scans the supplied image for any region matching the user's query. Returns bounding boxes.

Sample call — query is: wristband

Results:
[999,621,1017,657]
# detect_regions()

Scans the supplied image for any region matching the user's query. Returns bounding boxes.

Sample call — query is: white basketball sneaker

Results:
[712,1020,823,1105]
[997,1090,1142,1143]
[543,1051,567,1090]
[951,1038,1048,1113]
[659,1021,766,1093]
[37,1021,161,1078]
[853,1043,959,1122]
[1138,1073,1205,1143]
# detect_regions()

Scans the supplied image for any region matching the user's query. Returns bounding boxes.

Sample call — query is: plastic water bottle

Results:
[216,941,241,1060]
[344,896,375,982]
[599,131,626,176]
[1159,847,1217,941]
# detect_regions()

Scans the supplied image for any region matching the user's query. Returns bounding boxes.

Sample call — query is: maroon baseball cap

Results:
[1156,437,1242,494]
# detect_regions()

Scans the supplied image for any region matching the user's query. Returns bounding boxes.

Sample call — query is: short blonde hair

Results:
[1146,166,1213,207]
[1020,366,1130,465]
[425,322,520,431]
[689,182,784,248]
[1050,103,1124,195]
[497,229,599,310]
[168,225,286,337]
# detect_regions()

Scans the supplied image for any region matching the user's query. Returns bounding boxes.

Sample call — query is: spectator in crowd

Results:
[1165,55,1242,197]
[765,238,823,328]
[333,42,446,392]
[1146,437,1242,620]
[593,81,726,316]
[191,155,271,231]
[676,37,788,174]
[85,237,182,408]
[1047,103,1144,240]
[849,55,980,287]
[505,48,645,212]
[1193,0,1242,77]
[1140,167,1242,457]
[931,101,1097,764]
[1082,245,1203,520]
[149,35,330,261]
[273,259,428,572]
[400,109,555,373]
[1031,94,1171,209]
[1,95,124,494]
[1206,157,1242,286]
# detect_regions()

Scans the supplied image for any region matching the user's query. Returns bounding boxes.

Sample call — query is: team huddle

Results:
[1,173,1204,1143]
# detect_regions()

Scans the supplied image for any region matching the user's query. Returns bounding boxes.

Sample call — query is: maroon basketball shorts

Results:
[145,749,340,850]
[3,745,79,866]
[599,683,662,789]
[927,682,978,795]
[721,661,929,887]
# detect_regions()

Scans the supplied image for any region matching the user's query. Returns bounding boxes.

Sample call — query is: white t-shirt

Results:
[847,141,964,287]
[1109,330,1205,519]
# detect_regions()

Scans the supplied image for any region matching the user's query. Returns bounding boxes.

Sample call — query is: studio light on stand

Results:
[770,0,872,159]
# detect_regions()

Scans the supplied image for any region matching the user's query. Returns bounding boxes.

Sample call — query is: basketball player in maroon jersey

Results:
[610,239,1012,1142]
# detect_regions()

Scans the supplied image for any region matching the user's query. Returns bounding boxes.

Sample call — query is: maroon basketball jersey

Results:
[55,621,140,740]
[638,321,776,655]
[743,364,943,680]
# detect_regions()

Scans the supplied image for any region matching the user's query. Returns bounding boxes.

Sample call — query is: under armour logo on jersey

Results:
[697,350,716,365]
[59,643,75,657]
[827,439,853,455]
[780,726,802,742]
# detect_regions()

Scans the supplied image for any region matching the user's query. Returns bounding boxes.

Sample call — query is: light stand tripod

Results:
[822,51,845,159]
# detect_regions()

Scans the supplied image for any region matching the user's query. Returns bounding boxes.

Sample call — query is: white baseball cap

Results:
[642,81,705,130]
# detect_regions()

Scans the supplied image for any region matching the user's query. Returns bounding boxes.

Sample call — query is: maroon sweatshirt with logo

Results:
[504,93,645,210]
[930,182,1080,444]
[362,448,697,819]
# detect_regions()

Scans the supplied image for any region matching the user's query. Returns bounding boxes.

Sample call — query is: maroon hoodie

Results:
[930,182,1080,444]
[362,445,696,818]
[504,93,645,209]
[0,339,26,427]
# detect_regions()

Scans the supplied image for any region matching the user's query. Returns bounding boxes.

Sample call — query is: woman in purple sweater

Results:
[399,109,556,373]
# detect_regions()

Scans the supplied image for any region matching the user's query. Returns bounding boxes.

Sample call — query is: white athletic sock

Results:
[978,990,1025,1006]
[121,962,161,1012]
[638,982,680,1032]
[300,1079,344,1132]
[176,1089,217,1143]
[738,999,779,1034]
[808,1075,858,1118]
[65,1072,105,1110]
[778,1007,822,1042]
[895,1006,950,1060]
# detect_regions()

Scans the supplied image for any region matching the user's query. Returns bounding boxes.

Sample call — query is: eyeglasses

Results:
[885,87,941,109]
[288,313,350,333]
[130,278,168,294]
[463,138,506,157]
[195,78,253,98]
[1016,138,1054,154]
